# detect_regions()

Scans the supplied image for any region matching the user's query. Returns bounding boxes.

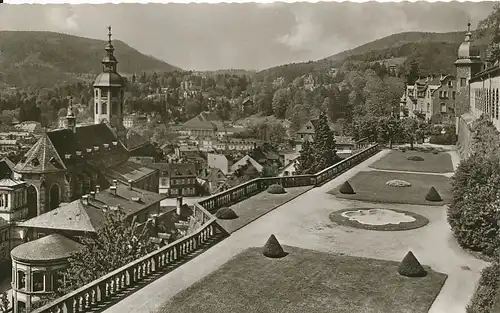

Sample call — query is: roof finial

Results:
[467,21,471,32]
[67,96,75,118]
[107,25,112,44]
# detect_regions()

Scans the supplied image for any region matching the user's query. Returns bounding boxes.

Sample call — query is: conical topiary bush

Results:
[425,186,442,202]
[339,181,355,194]
[262,234,287,258]
[397,251,427,277]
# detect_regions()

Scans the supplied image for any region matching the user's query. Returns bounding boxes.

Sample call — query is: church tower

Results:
[93,26,125,127]
[454,22,483,116]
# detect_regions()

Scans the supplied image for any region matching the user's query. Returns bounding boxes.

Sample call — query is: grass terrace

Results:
[369,150,454,173]
[159,246,447,313]
[330,171,452,205]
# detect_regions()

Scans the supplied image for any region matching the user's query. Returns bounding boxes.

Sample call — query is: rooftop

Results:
[149,163,196,177]
[11,233,83,262]
[103,160,157,183]
[19,184,166,233]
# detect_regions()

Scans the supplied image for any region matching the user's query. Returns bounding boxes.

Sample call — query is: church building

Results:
[11,26,159,219]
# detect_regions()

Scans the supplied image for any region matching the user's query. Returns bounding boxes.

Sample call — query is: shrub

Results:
[448,154,500,256]
[215,207,238,220]
[339,181,355,194]
[407,155,424,161]
[386,180,412,187]
[267,184,286,194]
[397,251,427,277]
[429,134,457,145]
[466,262,500,313]
[425,186,442,202]
[262,234,287,258]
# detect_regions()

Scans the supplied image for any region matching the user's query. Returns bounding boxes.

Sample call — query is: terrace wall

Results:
[32,143,380,313]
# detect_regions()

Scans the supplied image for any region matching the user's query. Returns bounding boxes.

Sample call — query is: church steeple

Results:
[101,26,118,73]
[66,97,76,133]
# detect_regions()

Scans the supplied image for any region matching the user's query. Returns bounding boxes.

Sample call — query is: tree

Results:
[296,140,314,174]
[51,208,155,299]
[377,116,402,149]
[311,111,339,172]
[401,117,420,149]
[406,60,420,85]
[272,88,290,119]
[0,292,8,313]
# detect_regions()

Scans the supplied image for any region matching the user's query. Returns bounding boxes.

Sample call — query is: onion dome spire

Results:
[101,25,118,73]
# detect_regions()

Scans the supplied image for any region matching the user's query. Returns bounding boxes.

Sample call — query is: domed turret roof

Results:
[457,23,481,60]
[11,234,83,262]
[94,72,124,87]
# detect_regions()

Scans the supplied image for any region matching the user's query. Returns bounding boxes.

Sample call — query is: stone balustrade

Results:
[32,143,380,313]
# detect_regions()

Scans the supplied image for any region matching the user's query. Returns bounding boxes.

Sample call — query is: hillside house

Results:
[196,166,228,195]
[207,153,230,174]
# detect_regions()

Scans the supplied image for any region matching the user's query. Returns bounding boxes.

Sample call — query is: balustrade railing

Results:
[33,143,380,313]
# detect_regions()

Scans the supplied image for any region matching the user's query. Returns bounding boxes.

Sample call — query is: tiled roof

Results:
[20,184,166,233]
[14,133,67,174]
[103,161,157,183]
[14,121,43,133]
[335,136,356,145]
[149,163,196,177]
[121,129,150,151]
[46,124,129,169]
[11,233,83,262]
[1,157,15,171]
[0,179,26,188]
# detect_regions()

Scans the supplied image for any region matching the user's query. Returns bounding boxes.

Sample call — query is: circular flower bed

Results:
[386,180,412,188]
[407,156,425,161]
[329,208,429,231]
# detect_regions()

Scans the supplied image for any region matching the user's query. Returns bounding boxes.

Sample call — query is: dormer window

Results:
[65,154,71,159]
[94,146,99,151]
[86,148,92,153]
[76,151,82,156]
[31,158,40,166]
[103,144,109,149]
[49,157,63,169]
[112,141,118,146]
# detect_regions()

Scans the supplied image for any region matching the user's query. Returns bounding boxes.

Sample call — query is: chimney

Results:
[113,179,118,186]
[176,196,183,215]
[82,195,89,205]
[110,185,117,196]
[128,180,133,190]
[90,191,95,199]
[96,185,100,193]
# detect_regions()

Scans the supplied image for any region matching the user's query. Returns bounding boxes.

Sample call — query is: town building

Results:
[149,163,197,197]
[123,113,149,129]
[196,166,228,195]
[207,153,230,174]
[18,182,166,240]
[400,74,457,122]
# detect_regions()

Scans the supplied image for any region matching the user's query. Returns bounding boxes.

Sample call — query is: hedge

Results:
[467,262,500,313]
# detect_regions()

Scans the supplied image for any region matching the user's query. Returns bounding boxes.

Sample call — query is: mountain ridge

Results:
[0,30,181,87]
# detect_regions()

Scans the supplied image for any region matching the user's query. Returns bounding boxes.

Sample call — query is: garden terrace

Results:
[330,171,452,205]
[159,246,447,313]
[32,144,381,313]
[369,150,454,173]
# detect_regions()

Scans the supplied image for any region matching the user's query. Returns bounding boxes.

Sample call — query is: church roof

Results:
[93,72,124,87]
[14,133,67,174]
[102,160,157,183]
[11,233,83,262]
[46,123,129,169]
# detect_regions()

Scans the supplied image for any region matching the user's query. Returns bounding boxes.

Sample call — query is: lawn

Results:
[158,246,447,313]
[216,186,313,234]
[369,150,454,173]
[330,171,452,205]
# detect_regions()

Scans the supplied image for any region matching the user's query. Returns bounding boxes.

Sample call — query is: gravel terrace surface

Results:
[103,147,488,313]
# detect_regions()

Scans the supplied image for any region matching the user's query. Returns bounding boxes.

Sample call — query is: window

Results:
[0,196,4,208]
[95,89,98,97]
[95,103,99,114]
[448,81,452,87]
[32,272,44,292]
[427,103,430,113]
[461,78,466,87]
[439,91,443,98]
[160,178,168,186]
[17,301,26,313]
[18,271,26,289]
[441,103,446,113]
[101,102,107,114]
[453,91,456,99]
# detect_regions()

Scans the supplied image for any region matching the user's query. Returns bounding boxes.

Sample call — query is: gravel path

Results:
[104,147,487,313]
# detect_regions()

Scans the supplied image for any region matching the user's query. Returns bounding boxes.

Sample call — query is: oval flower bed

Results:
[329,208,429,231]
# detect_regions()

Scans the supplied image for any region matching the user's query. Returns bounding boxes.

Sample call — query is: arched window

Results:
[49,184,60,211]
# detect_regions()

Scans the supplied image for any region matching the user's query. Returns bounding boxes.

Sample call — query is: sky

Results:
[0,1,497,71]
